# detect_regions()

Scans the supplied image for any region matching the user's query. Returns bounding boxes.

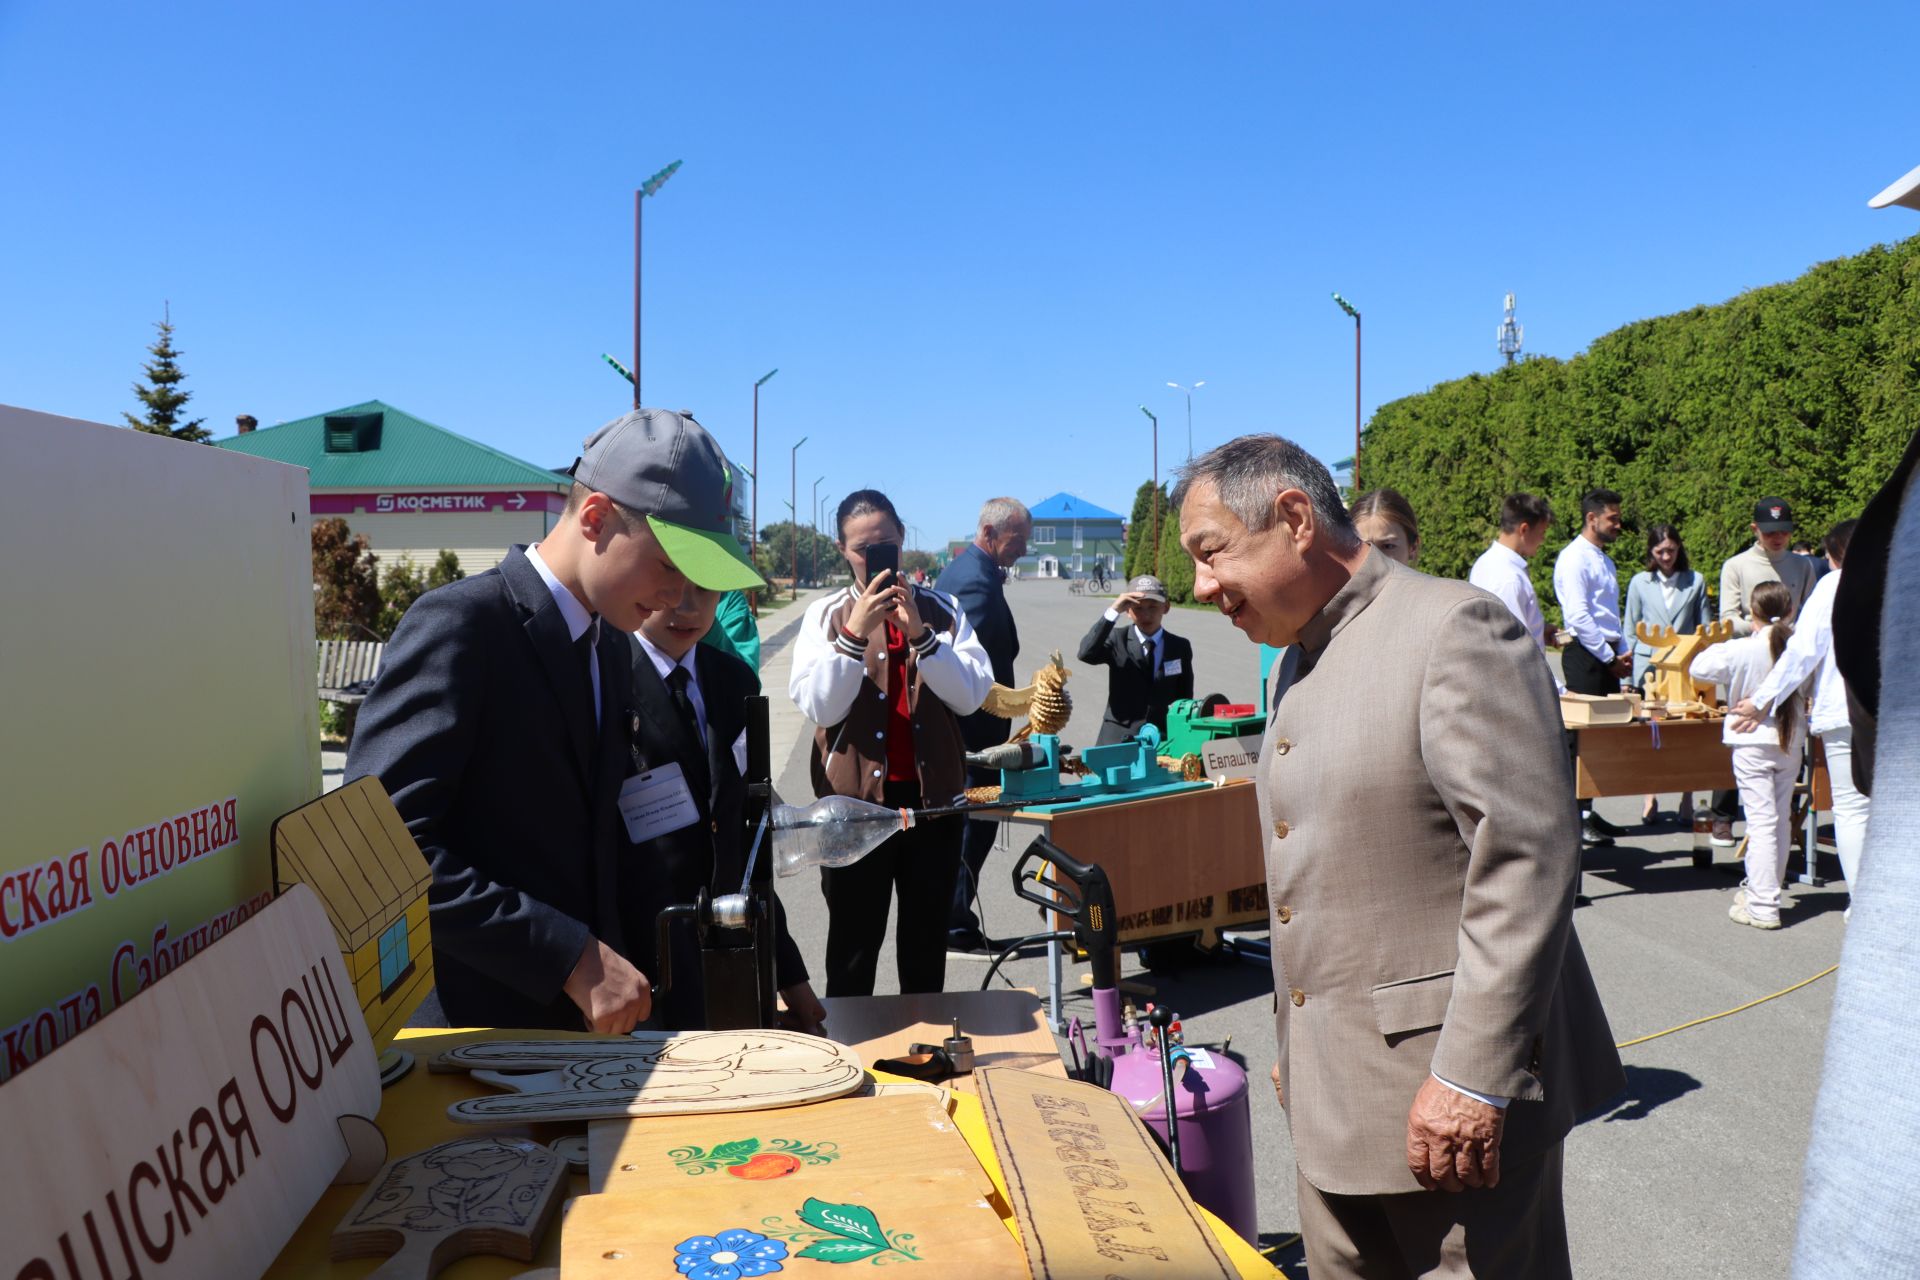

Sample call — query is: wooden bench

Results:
[317,639,384,706]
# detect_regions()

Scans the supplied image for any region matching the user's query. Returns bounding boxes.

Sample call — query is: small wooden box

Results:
[1561,692,1634,727]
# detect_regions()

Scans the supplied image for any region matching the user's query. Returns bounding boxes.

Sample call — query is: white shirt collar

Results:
[525,544,597,643]
[635,631,698,686]
[1488,541,1527,571]
[1134,626,1162,650]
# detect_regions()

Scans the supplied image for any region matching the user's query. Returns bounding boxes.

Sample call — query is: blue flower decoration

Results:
[674,1229,789,1279]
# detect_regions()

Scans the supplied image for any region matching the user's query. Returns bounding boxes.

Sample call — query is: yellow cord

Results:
[1613,965,1838,1049]
[1261,1233,1302,1258]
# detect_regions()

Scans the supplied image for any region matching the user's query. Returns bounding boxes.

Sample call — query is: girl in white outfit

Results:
[1690,581,1806,929]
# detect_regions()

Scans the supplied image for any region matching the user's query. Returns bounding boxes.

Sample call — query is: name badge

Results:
[1162,658,1183,676]
[618,763,701,844]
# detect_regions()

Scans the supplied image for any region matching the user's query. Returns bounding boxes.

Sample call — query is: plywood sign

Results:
[0,885,381,1280]
[974,1067,1235,1278]
[1199,733,1263,782]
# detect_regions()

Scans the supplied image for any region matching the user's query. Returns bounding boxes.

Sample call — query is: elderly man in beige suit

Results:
[1174,435,1623,1280]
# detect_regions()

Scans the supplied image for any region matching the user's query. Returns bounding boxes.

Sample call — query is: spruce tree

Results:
[124,304,210,442]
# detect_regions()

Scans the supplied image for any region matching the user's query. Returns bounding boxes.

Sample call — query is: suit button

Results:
[1276,905,1293,924]
[1272,820,1291,839]
[875,731,884,740]
[710,820,719,833]
[1274,738,1292,755]
[1290,988,1306,1007]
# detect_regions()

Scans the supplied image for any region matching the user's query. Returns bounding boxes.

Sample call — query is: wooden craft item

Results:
[1560,692,1634,727]
[975,1066,1236,1278]
[549,1133,590,1174]
[433,1031,865,1124]
[272,776,436,1053]
[0,886,381,1280]
[587,1092,992,1201]
[331,1136,565,1278]
[560,1172,1024,1276]
[380,1046,417,1087]
[1637,617,1735,708]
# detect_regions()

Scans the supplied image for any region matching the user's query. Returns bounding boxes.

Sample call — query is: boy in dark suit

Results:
[1077,574,1196,744]
[347,408,764,1034]
[629,582,823,1032]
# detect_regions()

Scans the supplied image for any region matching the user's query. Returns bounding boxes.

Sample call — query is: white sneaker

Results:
[1729,901,1782,931]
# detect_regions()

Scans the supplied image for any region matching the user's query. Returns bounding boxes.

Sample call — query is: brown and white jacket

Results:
[787,584,993,803]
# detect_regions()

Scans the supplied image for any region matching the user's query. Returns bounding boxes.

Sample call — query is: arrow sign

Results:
[510,493,528,510]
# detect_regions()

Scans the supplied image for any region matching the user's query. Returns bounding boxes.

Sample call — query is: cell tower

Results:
[1497,292,1523,365]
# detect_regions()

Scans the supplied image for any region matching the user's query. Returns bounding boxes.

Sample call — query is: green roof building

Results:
[215,400,569,573]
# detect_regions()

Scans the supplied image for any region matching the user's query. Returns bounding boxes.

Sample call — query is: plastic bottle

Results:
[771,795,915,877]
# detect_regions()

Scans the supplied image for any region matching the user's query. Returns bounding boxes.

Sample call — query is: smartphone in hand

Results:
[864,541,900,586]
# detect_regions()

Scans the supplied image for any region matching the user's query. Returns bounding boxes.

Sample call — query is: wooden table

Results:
[1570,717,1734,800]
[820,988,1066,1093]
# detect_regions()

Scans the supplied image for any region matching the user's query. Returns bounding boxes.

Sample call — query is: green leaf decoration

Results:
[711,1138,761,1165]
[799,1198,886,1246]
[768,1138,841,1165]
[797,1238,887,1263]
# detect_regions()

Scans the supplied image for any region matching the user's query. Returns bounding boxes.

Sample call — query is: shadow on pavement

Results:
[1592,1064,1702,1123]
[1256,1230,1308,1277]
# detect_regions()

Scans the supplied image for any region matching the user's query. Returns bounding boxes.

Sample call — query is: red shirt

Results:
[883,624,918,783]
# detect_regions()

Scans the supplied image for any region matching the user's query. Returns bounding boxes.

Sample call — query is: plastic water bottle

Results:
[772,795,915,876]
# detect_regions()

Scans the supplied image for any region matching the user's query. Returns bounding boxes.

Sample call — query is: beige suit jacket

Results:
[1257,550,1623,1195]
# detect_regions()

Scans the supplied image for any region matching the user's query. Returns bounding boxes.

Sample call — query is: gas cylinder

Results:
[1108,1038,1257,1242]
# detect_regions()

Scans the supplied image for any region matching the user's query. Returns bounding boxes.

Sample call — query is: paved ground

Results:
[329,578,1846,1277]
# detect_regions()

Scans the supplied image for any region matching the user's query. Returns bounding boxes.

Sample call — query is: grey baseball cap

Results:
[572,408,764,590]
[1127,574,1169,604]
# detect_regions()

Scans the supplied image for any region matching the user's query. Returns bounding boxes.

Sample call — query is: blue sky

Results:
[4,3,1917,547]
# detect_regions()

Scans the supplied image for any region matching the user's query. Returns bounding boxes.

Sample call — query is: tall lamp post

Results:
[1332,292,1361,488]
[1166,380,1205,460]
[789,436,808,600]
[632,159,683,408]
[1138,405,1160,575]
[810,475,825,587]
[750,368,778,570]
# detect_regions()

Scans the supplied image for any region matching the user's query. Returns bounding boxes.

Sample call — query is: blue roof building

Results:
[1017,492,1125,580]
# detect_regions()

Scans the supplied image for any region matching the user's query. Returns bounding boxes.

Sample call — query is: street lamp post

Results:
[1332,292,1361,488]
[1138,405,1160,576]
[1166,380,1205,460]
[751,368,778,571]
[633,159,683,408]
[810,475,825,587]
[790,437,808,601]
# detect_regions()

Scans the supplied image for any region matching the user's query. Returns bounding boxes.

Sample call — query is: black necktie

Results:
[577,622,599,728]
[665,666,712,800]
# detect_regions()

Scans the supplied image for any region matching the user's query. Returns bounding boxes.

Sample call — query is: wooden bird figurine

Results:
[981,651,1074,741]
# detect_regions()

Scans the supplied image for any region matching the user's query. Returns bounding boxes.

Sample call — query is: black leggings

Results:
[819,782,964,997]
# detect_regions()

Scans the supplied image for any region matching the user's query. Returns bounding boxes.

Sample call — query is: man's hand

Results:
[774,981,828,1036]
[845,570,899,638]
[1608,653,1633,680]
[1112,591,1143,618]
[563,937,652,1034]
[1270,1061,1284,1107]
[1729,696,1763,734]
[1406,1076,1504,1192]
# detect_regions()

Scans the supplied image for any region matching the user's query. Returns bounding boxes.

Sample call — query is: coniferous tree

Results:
[124,305,210,442]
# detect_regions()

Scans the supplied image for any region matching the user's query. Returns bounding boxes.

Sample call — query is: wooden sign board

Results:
[587,1092,994,1202]
[975,1067,1235,1278]
[0,885,382,1280]
[560,1172,1024,1276]
[1200,732,1264,782]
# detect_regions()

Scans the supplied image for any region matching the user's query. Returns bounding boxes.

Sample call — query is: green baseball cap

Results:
[572,408,765,591]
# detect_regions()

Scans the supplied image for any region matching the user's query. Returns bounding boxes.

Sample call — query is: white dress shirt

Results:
[635,632,707,746]
[1552,536,1625,664]
[1468,541,1546,651]
[526,544,601,729]
[1749,569,1846,735]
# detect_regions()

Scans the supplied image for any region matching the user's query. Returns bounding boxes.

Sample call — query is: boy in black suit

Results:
[347,408,764,1035]
[1077,574,1196,744]
[629,582,823,1032]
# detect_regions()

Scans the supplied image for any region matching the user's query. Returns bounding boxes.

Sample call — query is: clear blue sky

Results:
[4,3,1917,547]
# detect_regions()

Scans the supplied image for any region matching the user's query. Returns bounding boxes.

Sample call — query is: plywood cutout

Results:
[975,1066,1236,1278]
[272,776,435,1053]
[560,1172,1024,1276]
[587,1092,991,1203]
[1637,618,1735,708]
[331,1136,565,1278]
[433,1031,865,1124]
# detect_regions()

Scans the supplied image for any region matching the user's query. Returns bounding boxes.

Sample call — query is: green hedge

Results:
[1360,235,1920,622]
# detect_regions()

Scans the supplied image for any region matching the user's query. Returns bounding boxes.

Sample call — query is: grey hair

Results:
[1171,435,1359,547]
[978,497,1030,532]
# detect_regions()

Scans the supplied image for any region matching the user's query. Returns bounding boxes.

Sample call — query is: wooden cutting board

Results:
[586,1091,995,1202]
[431,1030,865,1124]
[330,1136,566,1278]
[560,1172,1024,1276]
[975,1067,1235,1278]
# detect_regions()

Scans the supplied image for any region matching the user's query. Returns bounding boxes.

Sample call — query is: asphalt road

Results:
[764,577,1846,1278]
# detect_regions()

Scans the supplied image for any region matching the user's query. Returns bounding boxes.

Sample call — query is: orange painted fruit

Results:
[728,1152,802,1180]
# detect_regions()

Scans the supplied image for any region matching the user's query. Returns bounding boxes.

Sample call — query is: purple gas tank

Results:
[1108,1041,1257,1243]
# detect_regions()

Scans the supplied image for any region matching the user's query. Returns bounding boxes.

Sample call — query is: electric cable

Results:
[1613,964,1837,1049]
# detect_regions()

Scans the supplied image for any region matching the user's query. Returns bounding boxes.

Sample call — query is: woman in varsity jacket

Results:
[788,489,993,997]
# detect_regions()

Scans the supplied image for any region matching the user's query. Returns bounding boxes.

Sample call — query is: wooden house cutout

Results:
[272,777,433,1053]
[1636,617,1735,707]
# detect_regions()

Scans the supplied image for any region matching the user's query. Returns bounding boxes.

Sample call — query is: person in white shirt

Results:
[1692,582,1805,929]
[1469,492,1559,655]
[1552,487,1631,845]
[1730,520,1866,908]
